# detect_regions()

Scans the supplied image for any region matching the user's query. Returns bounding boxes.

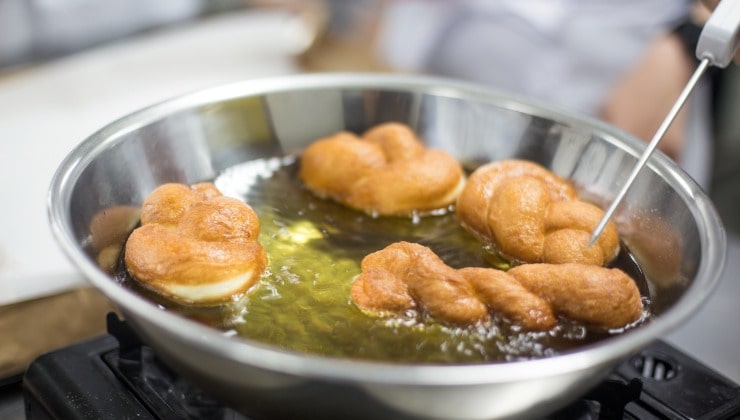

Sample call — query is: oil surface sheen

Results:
[120,156,651,364]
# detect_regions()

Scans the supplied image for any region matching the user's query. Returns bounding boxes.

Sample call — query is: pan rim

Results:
[47,72,727,386]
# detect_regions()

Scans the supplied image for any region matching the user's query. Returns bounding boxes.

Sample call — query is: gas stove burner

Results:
[22,313,740,420]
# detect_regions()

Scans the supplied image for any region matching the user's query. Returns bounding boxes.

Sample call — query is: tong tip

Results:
[587,225,603,248]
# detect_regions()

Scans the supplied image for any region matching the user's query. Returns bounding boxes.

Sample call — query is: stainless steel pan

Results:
[48,73,726,419]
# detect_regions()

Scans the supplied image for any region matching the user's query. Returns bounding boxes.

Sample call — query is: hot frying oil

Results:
[121,156,651,364]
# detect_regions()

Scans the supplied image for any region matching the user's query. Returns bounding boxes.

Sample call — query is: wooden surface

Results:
[0,287,115,379]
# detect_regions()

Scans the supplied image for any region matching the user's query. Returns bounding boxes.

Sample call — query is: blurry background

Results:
[0,0,738,416]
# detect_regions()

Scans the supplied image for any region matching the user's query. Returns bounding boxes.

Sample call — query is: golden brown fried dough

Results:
[299,123,465,216]
[508,263,643,329]
[351,242,553,329]
[125,182,267,306]
[459,268,556,331]
[351,267,416,313]
[405,244,489,325]
[456,160,619,265]
[352,242,643,331]
[353,242,487,324]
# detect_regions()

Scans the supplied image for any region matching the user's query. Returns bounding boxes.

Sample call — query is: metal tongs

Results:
[589,0,740,246]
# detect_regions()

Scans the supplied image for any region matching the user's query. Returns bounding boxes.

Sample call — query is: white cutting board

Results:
[0,9,310,305]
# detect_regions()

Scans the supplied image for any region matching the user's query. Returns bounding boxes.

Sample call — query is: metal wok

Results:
[48,73,726,419]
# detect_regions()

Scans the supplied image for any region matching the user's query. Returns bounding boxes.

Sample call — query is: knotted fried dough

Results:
[456,160,619,265]
[352,242,489,325]
[351,242,643,330]
[508,264,643,329]
[299,123,465,216]
[351,242,556,330]
[125,182,267,306]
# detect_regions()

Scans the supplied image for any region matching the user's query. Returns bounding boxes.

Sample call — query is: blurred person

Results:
[373,0,717,188]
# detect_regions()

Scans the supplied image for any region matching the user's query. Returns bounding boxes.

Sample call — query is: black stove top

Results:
[21,314,740,419]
